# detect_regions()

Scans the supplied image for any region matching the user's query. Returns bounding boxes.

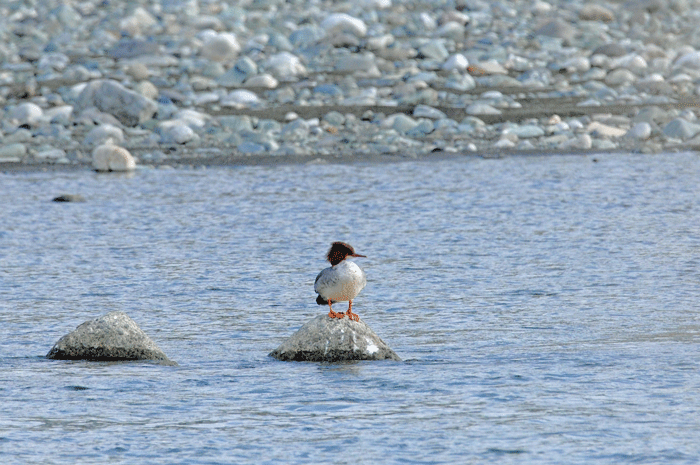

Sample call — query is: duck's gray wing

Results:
[314,266,338,294]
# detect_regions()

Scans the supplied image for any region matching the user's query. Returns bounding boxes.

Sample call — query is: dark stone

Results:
[270,314,400,362]
[53,194,85,202]
[46,311,176,365]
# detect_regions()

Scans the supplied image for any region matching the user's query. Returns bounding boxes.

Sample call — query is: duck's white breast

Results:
[314,260,366,302]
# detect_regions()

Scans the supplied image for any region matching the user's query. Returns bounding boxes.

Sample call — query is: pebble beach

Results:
[2,0,700,170]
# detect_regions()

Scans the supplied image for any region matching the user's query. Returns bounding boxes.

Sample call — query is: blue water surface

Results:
[1,152,699,464]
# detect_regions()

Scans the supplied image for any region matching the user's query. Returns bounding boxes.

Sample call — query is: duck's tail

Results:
[316,295,328,305]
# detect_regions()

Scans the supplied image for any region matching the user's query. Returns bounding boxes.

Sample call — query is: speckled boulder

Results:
[47,311,175,364]
[270,314,400,362]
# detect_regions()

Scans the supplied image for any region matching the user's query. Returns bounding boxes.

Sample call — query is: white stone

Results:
[159,122,196,144]
[333,53,380,77]
[493,138,516,149]
[437,21,465,40]
[265,52,306,79]
[579,4,615,22]
[0,143,27,160]
[559,134,592,150]
[92,144,136,172]
[626,122,652,140]
[244,74,279,89]
[506,124,545,138]
[674,51,700,70]
[120,7,157,37]
[9,103,43,125]
[85,124,124,145]
[44,105,74,124]
[5,129,32,143]
[532,1,553,14]
[473,60,508,75]
[605,68,636,86]
[588,121,627,138]
[366,34,395,50]
[361,0,391,7]
[389,114,419,133]
[201,33,241,62]
[38,52,70,71]
[610,54,647,73]
[466,103,502,115]
[413,104,447,119]
[443,53,469,72]
[221,90,260,108]
[419,40,449,61]
[321,13,367,37]
[172,109,209,128]
[135,81,158,99]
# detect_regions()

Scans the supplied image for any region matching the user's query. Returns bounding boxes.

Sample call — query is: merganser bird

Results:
[314,242,367,321]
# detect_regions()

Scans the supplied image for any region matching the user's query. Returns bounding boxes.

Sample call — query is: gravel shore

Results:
[2,0,700,171]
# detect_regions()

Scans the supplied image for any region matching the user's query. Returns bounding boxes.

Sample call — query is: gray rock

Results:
[534,19,576,41]
[322,111,346,127]
[270,314,400,362]
[46,311,175,364]
[0,143,28,161]
[506,124,545,138]
[391,113,419,133]
[592,43,628,58]
[53,194,85,202]
[663,118,700,140]
[418,40,449,61]
[237,141,267,154]
[413,104,447,119]
[108,39,161,59]
[84,124,124,146]
[466,103,502,115]
[74,80,157,126]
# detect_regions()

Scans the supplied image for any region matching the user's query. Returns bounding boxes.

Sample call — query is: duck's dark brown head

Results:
[326,241,366,266]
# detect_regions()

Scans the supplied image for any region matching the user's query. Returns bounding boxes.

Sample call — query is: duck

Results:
[314,242,367,321]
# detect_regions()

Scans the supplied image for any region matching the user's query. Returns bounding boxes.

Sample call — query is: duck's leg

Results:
[327,300,345,319]
[345,300,359,321]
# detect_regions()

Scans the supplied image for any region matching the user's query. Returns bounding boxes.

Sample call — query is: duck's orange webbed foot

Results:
[346,301,360,321]
[327,301,345,319]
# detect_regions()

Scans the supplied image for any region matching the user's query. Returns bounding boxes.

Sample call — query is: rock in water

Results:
[270,314,400,362]
[52,194,85,202]
[46,311,175,364]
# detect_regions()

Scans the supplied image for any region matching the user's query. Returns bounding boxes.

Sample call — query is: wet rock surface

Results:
[270,314,400,362]
[46,311,175,364]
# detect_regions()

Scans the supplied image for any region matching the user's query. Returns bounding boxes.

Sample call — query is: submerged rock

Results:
[270,314,400,362]
[53,194,85,202]
[47,311,175,364]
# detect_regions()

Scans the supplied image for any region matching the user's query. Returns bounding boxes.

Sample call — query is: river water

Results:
[1,152,699,464]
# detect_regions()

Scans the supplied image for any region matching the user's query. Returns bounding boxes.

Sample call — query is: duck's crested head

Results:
[326,241,366,265]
